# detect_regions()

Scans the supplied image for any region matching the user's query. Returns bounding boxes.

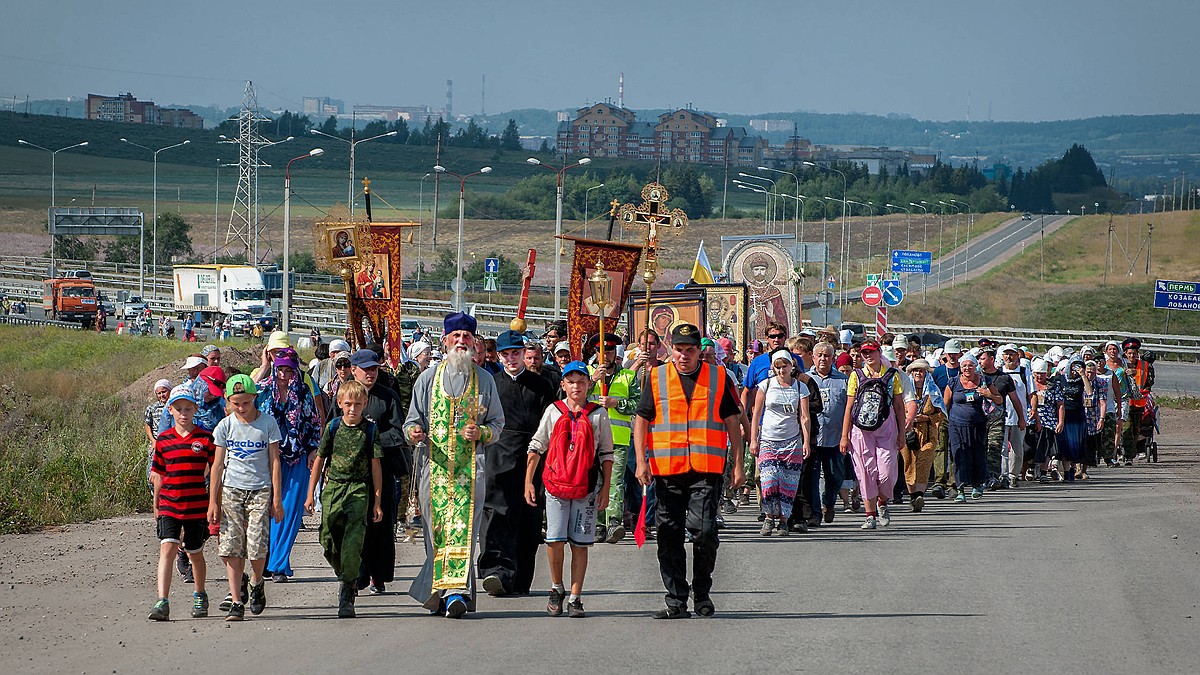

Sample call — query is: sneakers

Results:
[369,582,386,595]
[272,573,288,584]
[444,593,468,619]
[971,488,984,500]
[148,598,170,622]
[911,494,925,513]
[760,519,775,536]
[482,574,506,597]
[547,588,566,616]
[567,598,586,618]
[606,524,626,544]
[954,491,967,503]
[878,505,892,527]
[225,602,245,621]
[774,523,790,537]
[860,516,878,530]
[790,519,809,534]
[720,501,738,515]
[931,485,946,500]
[248,580,266,615]
[220,573,248,611]
[191,591,209,618]
[716,514,726,529]
[595,524,608,543]
[652,605,691,619]
[219,593,235,613]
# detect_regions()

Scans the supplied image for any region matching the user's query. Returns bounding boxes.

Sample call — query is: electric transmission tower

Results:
[224,81,272,263]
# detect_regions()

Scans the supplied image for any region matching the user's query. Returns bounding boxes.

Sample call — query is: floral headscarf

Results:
[256,369,322,464]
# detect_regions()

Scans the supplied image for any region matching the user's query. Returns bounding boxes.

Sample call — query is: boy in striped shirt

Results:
[148,385,216,621]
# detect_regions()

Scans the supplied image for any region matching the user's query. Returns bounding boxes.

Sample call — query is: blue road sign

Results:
[891,249,933,274]
[881,279,904,306]
[1154,279,1200,310]
[484,257,500,274]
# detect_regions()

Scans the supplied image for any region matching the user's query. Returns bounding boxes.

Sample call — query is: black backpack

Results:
[850,367,896,431]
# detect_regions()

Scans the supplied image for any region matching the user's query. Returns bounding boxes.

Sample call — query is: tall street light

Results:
[120,138,189,297]
[18,139,89,281]
[282,148,324,333]
[759,166,801,241]
[435,165,493,311]
[733,179,772,232]
[584,182,606,238]
[310,127,397,217]
[939,201,962,287]
[806,161,848,307]
[418,172,431,284]
[824,195,851,305]
[949,198,972,281]
[738,172,777,232]
[527,156,591,319]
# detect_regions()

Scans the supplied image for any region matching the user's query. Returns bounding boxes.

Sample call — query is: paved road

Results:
[3,412,1200,673]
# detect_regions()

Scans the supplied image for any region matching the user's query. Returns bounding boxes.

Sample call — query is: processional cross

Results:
[616,183,688,332]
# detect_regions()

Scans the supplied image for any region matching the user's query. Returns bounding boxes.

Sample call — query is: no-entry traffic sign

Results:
[862,285,883,306]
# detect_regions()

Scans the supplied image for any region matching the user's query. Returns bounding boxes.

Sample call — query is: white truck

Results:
[173,264,275,331]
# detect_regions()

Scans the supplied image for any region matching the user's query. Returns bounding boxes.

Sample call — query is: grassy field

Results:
[0,327,204,533]
[846,209,1200,334]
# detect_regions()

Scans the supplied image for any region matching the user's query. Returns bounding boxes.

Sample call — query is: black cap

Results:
[671,323,702,347]
[586,333,623,349]
[1122,337,1141,351]
[906,333,922,346]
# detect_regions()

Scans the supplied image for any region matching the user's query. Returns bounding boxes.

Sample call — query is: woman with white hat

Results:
[903,359,945,511]
[749,349,812,536]
[1026,357,1064,482]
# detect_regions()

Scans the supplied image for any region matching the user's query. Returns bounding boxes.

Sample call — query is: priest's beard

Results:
[444,346,476,377]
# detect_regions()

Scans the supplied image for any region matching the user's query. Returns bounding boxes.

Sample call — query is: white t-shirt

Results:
[756,377,809,442]
[897,369,918,404]
[213,412,282,490]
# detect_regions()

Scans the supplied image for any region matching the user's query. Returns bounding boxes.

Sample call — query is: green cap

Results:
[225,373,258,397]
[700,337,715,349]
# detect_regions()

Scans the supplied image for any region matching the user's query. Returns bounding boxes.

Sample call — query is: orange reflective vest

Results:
[647,362,728,476]
[1129,360,1150,408]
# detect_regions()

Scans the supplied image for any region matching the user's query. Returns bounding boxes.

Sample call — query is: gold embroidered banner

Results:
[564,236,643,360]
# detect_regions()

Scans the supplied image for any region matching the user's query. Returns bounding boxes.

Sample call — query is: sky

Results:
[2,0,1197,122]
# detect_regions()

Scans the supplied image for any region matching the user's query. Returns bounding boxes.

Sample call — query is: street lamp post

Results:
[738,172,777,232]
[310,128,397,217]
[806,161,848,306]
[282,148,325,333]
[911,202,930,303]
[435,165,493,312]
[18,139,89,281]
[418,172,431,284]
[949,199,972,282]
[120,138,189,297]
[526,157,591,319]
[584,183,606,238]
[759,166,802,241]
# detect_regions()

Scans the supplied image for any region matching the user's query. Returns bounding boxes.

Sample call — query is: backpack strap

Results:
[329,416,341,438]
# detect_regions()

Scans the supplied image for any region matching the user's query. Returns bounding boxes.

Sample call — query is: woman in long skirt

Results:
[903,360,945,511]
[749,349,812,536]
[944,354,1003,502]
[1056,358,1091,482]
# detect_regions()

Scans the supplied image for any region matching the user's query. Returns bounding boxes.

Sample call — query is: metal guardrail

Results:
[0,314,84,330]
[889,323,1200,359]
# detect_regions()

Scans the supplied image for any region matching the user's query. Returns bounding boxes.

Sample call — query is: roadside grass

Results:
[874,210,1200,335]
[0,327,198,533]
[1157,395,1200,411]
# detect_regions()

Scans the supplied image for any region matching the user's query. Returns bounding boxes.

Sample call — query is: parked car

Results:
[62,269,92,279]
[122,295,147,319]
[97,292,116,315]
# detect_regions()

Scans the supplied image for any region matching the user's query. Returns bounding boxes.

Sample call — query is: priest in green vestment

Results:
[405,311,505,618]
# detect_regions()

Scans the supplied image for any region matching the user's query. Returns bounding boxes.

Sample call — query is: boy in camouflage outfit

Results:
[305,380,384,618]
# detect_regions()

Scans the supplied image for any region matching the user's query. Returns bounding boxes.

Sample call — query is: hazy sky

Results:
[3,0,1196,122]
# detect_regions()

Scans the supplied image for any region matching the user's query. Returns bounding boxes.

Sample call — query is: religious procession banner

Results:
[686,282,749,357]
[626,288,707,351]
[564,236,642,360]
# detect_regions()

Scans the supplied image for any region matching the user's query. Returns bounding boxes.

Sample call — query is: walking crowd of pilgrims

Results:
[143,313,1159,622]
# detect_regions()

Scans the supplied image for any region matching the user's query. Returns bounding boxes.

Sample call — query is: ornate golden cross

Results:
[615,182,688,332]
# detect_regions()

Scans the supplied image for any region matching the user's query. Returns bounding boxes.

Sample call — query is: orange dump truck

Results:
[43,277,98,327]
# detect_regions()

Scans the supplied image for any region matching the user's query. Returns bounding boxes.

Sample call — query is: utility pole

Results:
[1104,217,1113,286]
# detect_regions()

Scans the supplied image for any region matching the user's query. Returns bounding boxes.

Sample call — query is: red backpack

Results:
[543,401,600,500]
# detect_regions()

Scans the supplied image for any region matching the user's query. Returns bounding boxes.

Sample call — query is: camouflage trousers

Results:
[932,422,955,486]
[218,486,271,560]
[985,412,1006,481]
[1100,413,1118,461]
[319,478,369,584]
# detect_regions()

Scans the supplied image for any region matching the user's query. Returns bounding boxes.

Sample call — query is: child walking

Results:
[305,380,383,618]
[148,385,216,621]
[526,361,614,618]
[208,374,283,621]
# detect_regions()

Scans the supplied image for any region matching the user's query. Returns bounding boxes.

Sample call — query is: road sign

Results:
[1154,279,1200,310]
[827,275,836,290]
[862,286,883,306]
[484,257,500,274]
[891,249,933,274]
[866,273,881,287]
[881,280,904,306]
[810,307,842,327]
